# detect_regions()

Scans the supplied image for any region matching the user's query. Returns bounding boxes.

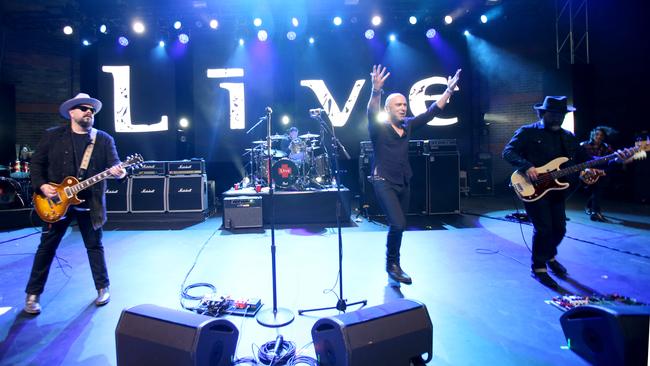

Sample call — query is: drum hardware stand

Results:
[257,106,295,328]
[298,111,366,315]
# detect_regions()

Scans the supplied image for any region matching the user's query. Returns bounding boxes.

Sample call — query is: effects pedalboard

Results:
[196,294,263,317]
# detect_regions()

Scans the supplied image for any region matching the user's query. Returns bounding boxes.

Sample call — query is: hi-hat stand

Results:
[298,110,366,315]
[256,107,295,327]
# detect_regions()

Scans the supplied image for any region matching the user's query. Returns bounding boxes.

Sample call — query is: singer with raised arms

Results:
[367,64,461,286]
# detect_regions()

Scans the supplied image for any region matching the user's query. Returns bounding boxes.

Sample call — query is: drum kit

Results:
[0,161,30,209]
[245,133,332,190]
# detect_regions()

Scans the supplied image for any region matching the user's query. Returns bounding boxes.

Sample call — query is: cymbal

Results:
[299,133,319,139]
[270,134,287,140]
[252,140,267,144]
[261,149,287,158]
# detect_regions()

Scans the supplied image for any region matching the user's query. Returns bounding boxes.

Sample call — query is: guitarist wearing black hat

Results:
[24,93,126,315]
[503,96,633,289]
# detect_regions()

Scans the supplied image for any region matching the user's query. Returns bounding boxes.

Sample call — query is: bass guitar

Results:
[33,154,143,223]
[511,141,648,202]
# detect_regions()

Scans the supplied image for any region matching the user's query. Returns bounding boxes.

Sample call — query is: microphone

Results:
[309,108,325,115]
[265,106,273,114]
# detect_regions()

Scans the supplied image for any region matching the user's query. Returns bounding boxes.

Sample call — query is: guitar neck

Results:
[549,146,637,179]
[69,164,126,194]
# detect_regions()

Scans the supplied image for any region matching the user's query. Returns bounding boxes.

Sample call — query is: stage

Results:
[0,194,648,365]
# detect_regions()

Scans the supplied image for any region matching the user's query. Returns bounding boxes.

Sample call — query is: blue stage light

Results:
[309,37,315,44]
[158,40,165,47]
[239,38,245,46]
[444,15,453,25]
[82,39,91,46]
[254,18,262,27]
[209,19,219,29]
[372,16,382,26]
[389,34,396,42]
[365,29,375,39]
[178,33,189,44]
[333,17,342,26]
[292,17,299,27]
[173,21,182,30]
[426,28,437,39]
[63,26,73,35]
[257,30,268,42]
[118,36,129,46]
[132,21,145,34]
[481,15,488,23]
[409,16,417,25]
[99,24,107,34]
[463,30,470,36]
[287,31,296,41]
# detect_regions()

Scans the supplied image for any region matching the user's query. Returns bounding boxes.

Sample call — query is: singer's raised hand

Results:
[371,64,390,91]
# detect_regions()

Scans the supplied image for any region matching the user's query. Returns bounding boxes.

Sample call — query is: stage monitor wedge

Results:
[116,304,238,366]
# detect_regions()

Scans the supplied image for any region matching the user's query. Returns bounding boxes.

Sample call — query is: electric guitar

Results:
[511,140,648,202]
[33,154,143,223]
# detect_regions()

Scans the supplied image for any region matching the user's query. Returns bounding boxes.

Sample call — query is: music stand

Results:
[298,111,367,314]
[256,107,295,327]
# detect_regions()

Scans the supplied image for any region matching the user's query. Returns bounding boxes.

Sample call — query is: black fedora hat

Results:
[533,96,576,113]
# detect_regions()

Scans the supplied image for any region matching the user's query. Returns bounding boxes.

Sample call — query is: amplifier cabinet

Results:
[168,160,206,176]
[223,196,263,229]
[106,178,130,213]
[167,175,207,212]
[132,161,166,176]
[428,152,460,214]
[130,176,167,213]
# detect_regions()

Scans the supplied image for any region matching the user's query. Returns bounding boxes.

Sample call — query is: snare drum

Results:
[271,158,299,189]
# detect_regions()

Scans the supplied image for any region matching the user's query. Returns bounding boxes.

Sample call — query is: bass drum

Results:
[271,158,299,189]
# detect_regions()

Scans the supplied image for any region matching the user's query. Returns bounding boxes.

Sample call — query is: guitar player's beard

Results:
[76,116,94,129]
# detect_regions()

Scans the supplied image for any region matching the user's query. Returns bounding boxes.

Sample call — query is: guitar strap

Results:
[77,128,97,179]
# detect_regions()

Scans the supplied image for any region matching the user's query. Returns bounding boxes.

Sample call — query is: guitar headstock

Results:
[123,153,144,169]
[635,137,650,152]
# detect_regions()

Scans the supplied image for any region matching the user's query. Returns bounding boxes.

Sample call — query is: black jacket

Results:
[31,124,121,229]
[502,121,591,173]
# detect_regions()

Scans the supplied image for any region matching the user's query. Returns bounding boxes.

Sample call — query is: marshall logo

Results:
[178,164,192,169]
[178,188,192,193]
[142,164,155,168]
[141,189,156,193]
[106,189,119,194]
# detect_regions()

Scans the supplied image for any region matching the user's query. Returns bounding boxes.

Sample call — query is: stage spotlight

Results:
[63,26,73,35]
[365,29,375,39]
[287,31,296,41]
[426,28,437,38]
[444,15,453,24]
[257,30,268,42]
[253,18,262,27]
[209,19,219,29]
[118,36,129,46]
[463,30,470,36]
[292,17,299,27]
[82,39,91,46]
[179,118,189,129]
[389,33,396,42]
[99,24,108,34]
[371,16,382,26]
[480,15,488,23]
[173,21,182,30]
[409,16,417,25]
[239,38,245,46]
[178,33,189,44]
[377,111,388,122]
[333,16,342,26]
[158,40,165,47]
[132,21,145,34]
[281,115,290,125]
[309,37,315,44]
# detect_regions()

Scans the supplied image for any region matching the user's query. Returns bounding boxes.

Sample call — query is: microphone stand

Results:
[257,107,295,328]
[298,112,367,314]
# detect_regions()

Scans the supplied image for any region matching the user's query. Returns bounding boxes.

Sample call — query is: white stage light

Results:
[63,26,73,35]
[371,16,382,26]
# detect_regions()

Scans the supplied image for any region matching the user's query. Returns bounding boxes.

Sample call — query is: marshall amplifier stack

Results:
[359,139,460,216]
[106,159,207,214]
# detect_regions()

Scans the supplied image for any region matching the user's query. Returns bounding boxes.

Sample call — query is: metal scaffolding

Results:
[555,0,590,68]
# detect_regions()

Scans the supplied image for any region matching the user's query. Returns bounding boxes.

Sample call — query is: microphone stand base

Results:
[256,307,295,328]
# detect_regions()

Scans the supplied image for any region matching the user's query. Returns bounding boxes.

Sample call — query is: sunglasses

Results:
[74,105,96,114]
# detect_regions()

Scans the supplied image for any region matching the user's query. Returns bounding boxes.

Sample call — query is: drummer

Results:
[281,127,300,155]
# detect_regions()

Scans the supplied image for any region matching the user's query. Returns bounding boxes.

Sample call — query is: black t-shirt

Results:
[71,132,93,208]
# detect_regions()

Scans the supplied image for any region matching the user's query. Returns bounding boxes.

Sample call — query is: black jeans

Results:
[523,191,566,269]
[25,209,109,295]
[585,175,609,213]
[372,178,410,265]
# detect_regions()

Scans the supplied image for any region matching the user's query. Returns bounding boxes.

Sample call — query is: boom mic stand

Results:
[257,107,295,327]
[298,111,367,315]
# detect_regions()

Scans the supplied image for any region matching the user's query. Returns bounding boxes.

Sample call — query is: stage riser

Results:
[222,189,352,225]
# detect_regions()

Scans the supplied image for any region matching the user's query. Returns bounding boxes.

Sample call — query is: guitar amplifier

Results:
[359,141,374,155]
[408,140,426,156]
[132,161,166,176]
[106,178,130,213]
[167,174,207,212]
[468,166,493,196]
[223,196,262,229]
[168,160,205,175]
[428,152,460,214]
[130,176,167,213]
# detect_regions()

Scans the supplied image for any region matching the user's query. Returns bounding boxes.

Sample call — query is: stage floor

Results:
[0,194,649,365]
